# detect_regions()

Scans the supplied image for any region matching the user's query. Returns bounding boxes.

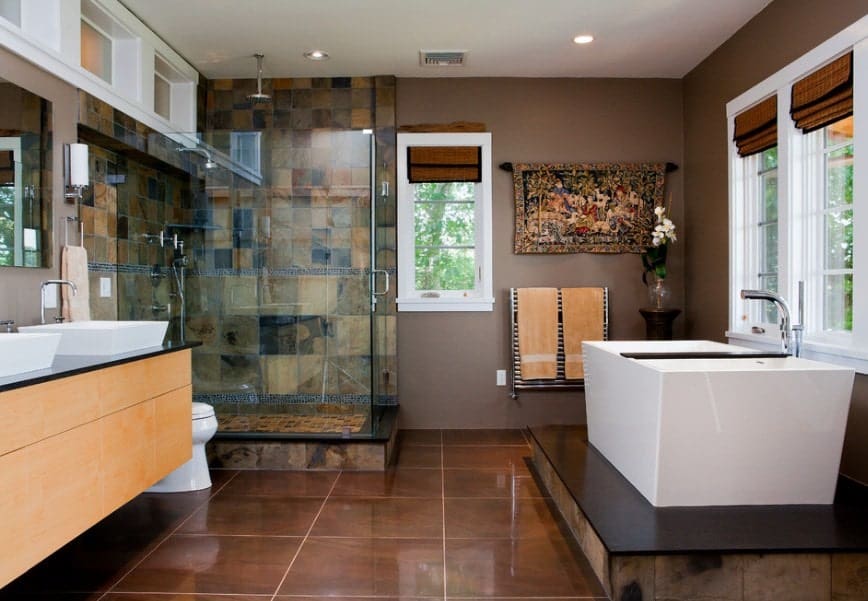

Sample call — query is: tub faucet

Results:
[40,279,77,324]
[740,283,804,357]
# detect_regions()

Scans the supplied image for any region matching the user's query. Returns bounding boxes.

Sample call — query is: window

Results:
[757,147,779,324]
[153,71,170,119]
[80,17,111,83]
[397,132,493,311]
[821,118,854,331]
[728,28,868,370]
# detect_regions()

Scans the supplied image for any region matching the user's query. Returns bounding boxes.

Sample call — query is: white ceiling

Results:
[119,0,773,79]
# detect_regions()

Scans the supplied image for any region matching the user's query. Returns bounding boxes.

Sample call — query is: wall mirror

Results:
[0,77,51,267]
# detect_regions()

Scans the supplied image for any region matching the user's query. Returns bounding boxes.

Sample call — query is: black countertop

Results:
[0,341,201,393]
[530,424,868,555]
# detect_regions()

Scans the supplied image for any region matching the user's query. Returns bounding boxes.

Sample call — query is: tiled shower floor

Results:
[0,429,607,600]
[217,412,368,434]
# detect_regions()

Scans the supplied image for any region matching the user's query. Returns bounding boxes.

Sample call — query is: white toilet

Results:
[147,402,218,493]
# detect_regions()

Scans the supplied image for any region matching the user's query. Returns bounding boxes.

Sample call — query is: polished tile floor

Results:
[1,429,607,600]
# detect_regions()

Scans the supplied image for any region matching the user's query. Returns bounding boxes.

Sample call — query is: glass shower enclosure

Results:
[85,76,397,439]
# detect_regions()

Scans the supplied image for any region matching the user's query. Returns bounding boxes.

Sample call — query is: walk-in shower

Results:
[79,75,397,439]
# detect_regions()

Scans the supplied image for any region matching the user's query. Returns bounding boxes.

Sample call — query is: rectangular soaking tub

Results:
[582,340,854,507]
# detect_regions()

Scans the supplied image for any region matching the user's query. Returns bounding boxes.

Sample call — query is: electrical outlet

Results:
[496,369,507,386]
[100,277,112,298]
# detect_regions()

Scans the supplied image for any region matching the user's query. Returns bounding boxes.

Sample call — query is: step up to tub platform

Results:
[528,425,868,601]
[206,406,398,470]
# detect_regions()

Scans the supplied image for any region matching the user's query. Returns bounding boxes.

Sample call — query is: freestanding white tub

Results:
[582,340,855,507]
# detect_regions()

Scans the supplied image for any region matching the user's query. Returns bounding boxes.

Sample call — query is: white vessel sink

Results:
[583,339,855,507]
[19,321,168,356]
[0,332,61,377]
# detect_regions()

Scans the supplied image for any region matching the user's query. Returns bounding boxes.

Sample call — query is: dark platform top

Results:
[620,351,790,359]
[0,341,200,393]
[529,424,868,555]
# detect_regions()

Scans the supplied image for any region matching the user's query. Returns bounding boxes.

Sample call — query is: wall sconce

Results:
[64,143,89,201]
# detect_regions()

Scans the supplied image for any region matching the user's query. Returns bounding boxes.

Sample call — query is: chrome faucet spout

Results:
[40,279,78,324]
[740,288,794,355]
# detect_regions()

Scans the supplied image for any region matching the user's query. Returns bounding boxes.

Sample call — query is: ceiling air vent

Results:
[420,50,467,67]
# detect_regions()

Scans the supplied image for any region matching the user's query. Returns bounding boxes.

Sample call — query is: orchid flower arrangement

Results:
[641,205,677,284]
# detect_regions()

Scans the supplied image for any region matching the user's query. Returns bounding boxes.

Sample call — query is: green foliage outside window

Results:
[414,182,476,291]
[0,186,14,266]
[824,140,854,331]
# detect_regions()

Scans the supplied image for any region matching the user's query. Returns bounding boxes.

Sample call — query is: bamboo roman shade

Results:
[407,146,482,183]
[733,95,777,157]
[791,51,853,133]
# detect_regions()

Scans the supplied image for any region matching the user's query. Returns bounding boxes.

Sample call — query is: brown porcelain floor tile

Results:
[213,469,337,498]
[312,497,443,537]
[445,537,605,597]
[274,598,441,601]
[445,497,564,539]
[443,445,531,470]
[398,429,442,446]
[178,495,324,536]
[278,537,444,597]
[201,468,240,491]
[0,594,103,600]
[444,467,548,498]
[443,429,529,446]
[331,468,442,497]
[395,444,442,468]
[113,534,301,595]
[102,595,264,600]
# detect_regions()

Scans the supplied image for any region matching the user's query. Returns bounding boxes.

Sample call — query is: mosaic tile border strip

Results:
[87,262,396,277]
[195,392,398,405]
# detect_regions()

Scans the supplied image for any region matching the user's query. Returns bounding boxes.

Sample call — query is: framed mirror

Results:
[0,77,51,267]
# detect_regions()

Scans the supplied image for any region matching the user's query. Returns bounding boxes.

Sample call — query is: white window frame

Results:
[396,132,494,312]
[727,15,868,373]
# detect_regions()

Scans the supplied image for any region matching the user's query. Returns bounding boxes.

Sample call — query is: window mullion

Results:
[851,38,868,342]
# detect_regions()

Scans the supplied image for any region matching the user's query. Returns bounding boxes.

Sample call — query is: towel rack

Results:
[509,287,609,399]
[64,216,84,246]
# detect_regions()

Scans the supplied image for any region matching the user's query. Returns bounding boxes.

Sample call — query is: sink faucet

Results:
[40,279,78,324]
[740,282,804,357]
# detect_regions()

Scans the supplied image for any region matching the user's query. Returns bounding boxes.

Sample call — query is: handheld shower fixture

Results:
[246,53,272,104]
[177,146,217,170]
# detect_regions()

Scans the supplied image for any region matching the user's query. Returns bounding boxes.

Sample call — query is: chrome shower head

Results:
[177,146,217,170]
[246,53,271,104]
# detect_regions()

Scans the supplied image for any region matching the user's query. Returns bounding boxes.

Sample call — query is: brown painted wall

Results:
[682,0,868,482]
[0,46,79,326]
[396,78,683,428]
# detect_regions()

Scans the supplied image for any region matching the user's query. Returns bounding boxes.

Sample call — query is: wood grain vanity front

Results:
[0,349,193,587]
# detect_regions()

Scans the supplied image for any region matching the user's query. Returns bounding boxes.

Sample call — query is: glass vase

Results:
[647,276,670,309]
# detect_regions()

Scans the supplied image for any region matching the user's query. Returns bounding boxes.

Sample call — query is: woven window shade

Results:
[408,146,482,183]
[791,52,853,134]
[733,95,777,157]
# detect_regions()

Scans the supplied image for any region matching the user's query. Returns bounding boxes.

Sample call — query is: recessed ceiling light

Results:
[573,35,594,45]
[304,50,329,61]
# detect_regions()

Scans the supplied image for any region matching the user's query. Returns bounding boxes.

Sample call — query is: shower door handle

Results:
[372,269,390,296]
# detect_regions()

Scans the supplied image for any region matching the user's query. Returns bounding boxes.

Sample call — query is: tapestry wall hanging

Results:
[512,162,666,254]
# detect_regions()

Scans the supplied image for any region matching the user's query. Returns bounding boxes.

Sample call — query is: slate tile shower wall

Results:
[192,75,397,418]
[77,91,198,332]
[75,81,397,429]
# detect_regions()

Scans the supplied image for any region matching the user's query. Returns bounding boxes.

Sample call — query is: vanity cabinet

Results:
[0,349,192,587]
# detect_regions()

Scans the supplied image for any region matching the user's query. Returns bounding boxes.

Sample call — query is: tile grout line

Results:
[441,428,448,601]
[269,468,343,601]
[95,469,243,600]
